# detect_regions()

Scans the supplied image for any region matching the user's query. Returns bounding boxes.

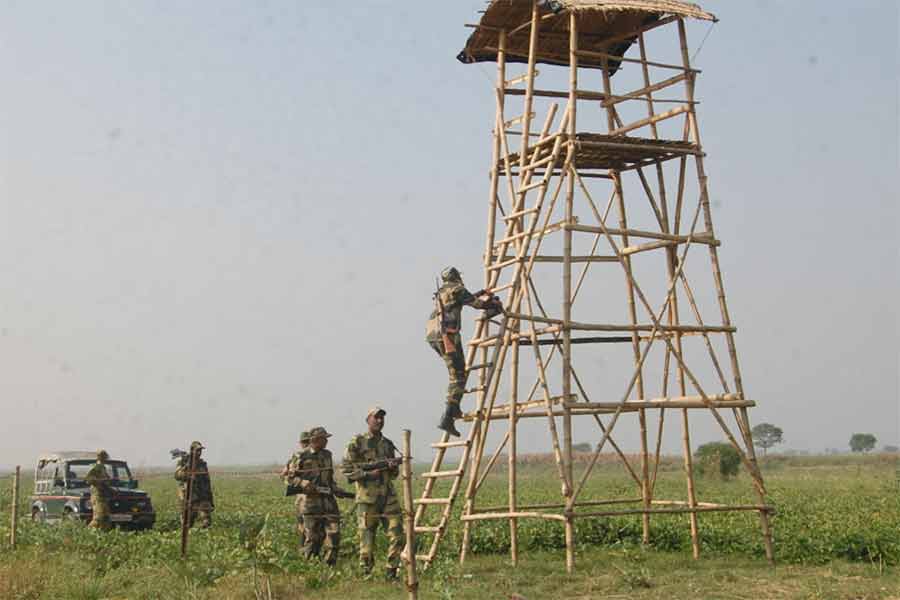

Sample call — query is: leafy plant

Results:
[694,442,742,479]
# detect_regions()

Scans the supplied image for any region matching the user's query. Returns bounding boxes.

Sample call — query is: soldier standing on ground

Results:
[85,449,112,530]
[282,430,312,549]
[426,266,503,436]
[286,427,352,565]
[343,407,404,578]
[174,441,215,528]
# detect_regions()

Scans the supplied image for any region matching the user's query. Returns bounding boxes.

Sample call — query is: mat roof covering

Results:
[458,0,716,72]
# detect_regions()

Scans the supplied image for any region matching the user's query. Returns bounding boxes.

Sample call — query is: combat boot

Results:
[385,566,399,580]
[438,404,462,437]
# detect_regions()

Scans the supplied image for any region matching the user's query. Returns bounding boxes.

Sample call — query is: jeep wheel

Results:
[62,508,78,522]
[31,507,44,523]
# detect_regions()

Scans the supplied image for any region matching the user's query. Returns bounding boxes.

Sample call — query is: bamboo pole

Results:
[509,335,519,565]
[9,466,20,549]
[180,448,197,558]
[562,8,578,574]
[401,430,418,600]
[676,18,773,562]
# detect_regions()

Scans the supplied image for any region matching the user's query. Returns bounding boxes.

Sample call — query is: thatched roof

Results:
[459,0,716,73]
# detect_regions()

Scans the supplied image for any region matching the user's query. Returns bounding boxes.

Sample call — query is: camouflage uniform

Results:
[175,442,215,528]
[85,450,112,530]
[287,427,347,565]
[282,431,312,548]
[425,272,493,409]
[343,418,403,574]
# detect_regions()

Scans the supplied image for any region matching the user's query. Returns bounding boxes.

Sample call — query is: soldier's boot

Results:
[438,404,462,437]
[385,566,399,580]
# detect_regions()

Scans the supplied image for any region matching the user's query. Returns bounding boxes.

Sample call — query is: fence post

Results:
[10,466,20,549]
[401,430,418,600]
[180,448,197,558]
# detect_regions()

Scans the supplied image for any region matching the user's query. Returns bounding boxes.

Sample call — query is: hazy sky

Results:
[1,1,897,470]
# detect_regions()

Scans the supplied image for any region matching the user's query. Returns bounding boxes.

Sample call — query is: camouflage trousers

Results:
[294,497,306,548]
[179,499,213,529]
[430,338,467,406]
[302,510,341,566]
[88,497,111,530]
[357,494,404,572]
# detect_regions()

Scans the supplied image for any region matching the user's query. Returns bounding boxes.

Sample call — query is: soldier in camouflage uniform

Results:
[285,427,352,565]
[85,449,112,530]
[174,441,215,528]
[426,266,502,436]
[281,430,312,548]
[343,407,404,578]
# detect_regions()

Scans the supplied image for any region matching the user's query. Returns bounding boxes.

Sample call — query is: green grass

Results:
[0,454,897,599]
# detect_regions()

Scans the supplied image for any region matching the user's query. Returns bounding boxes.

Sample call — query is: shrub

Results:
[694,442,741,479]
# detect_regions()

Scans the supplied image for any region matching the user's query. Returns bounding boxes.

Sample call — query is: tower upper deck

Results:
[459,0,715,72]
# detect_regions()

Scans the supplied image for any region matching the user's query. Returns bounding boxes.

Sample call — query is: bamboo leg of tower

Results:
[562,10,577,573]
[676,18,774,563]
[637,31,701,558]
[509,339,519,566]
[600,56,651,545]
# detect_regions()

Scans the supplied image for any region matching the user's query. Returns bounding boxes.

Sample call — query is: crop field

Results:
[0,454,898,599]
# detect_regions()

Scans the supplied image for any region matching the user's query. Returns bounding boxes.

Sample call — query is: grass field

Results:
[1,454,897,599]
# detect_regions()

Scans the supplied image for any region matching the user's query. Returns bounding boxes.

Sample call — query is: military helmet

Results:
[441,266,462,283]
[299,430,312,444]
[190,441,205,451]
[96,449,109,461]
[308,426,332,440]
[367,406,386,420]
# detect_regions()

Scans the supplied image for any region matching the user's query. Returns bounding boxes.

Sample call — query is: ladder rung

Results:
[465,385,486,394]
[415,526,443,533]
[522,154,556,171]
[503,112,535,128]
[430,440,470,449]
[517,179,546,194]
[414,497,451,505]
[503,207,539,221]
[504,70,538,87]
[488,256,522,271]
[415,554,434,562]
[421,469,464,479]
[467,362,493,371]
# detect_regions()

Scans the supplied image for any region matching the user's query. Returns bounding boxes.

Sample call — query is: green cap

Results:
[308,426,332,440]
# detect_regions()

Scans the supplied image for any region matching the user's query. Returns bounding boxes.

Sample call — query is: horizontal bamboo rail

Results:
[503,312,736,333]
[565,224,718,246]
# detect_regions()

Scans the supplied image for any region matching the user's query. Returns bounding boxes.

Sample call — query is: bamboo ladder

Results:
[412,28,570,566]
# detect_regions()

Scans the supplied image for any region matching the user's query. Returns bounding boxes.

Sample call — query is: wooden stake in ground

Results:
[9,466,20,549]
[180,447,197,559]
[401,430,418,600]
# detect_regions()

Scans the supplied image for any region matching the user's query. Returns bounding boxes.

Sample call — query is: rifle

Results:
[349,458,402,474]
[286,482,354,499]
[435,278,457,354]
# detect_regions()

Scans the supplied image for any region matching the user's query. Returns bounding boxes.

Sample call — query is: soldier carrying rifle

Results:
[426,266,503,436]
[343,407,404,578]
[284,427,353,565]
[173,441,214,528]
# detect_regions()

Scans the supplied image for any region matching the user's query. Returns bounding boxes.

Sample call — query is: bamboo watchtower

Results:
[412,0,775,573]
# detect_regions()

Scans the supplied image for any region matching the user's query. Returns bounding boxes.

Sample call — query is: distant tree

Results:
[694,442,741,479]
[572,442,592,453]
[751,423,784,456]
[849,433,877,453]
[882,445,899,453]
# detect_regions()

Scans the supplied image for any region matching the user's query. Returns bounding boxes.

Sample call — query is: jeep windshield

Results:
[65,460,133,488]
